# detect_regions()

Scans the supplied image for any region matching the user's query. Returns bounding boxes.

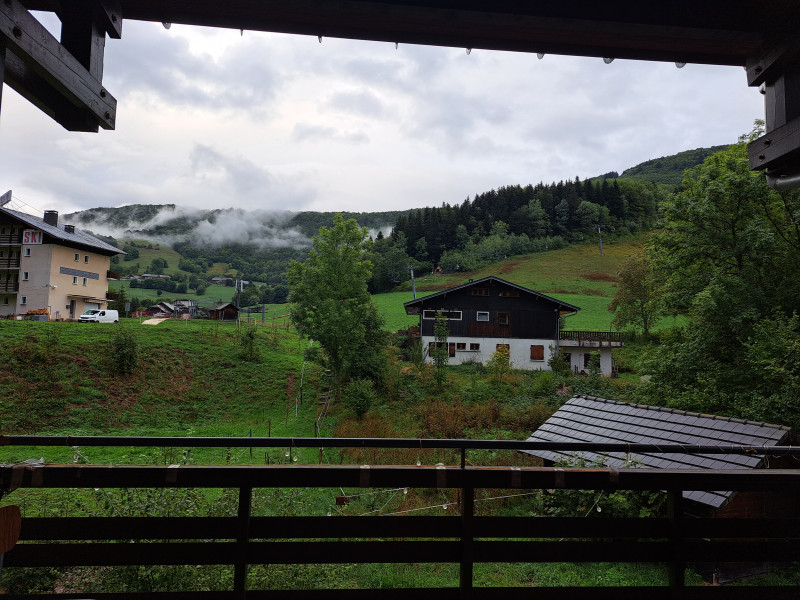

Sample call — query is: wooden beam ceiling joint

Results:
[0,0,116,131]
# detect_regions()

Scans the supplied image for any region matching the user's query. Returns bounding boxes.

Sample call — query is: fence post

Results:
[234,486,253,597]
[667,490,685,595]
[460,483,474,600]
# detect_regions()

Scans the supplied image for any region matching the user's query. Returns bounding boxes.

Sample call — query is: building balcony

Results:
[0,234,22,245]
[560,330,625,347]
[0,258,21,269]
[0,281,19,293]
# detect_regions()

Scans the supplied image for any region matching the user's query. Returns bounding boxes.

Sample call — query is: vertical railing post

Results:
[667,489,685,596]
[460,480,474,600]
[234,486,252,598]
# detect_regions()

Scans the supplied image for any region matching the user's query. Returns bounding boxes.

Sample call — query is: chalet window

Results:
[2,297,7,305]
[22,271,28,281]
[24,248,31,257]
[530,345,545,361]
[422,309,462,320]
[74,253,80,262]
[456,342,466,350]
[20,296,27,305]
[449,343,456,358]
[0,250,4,257]
[470,343,480,351]
[476,311,489,322]
[584,353,591,368]
[495,343,510,353]
[499,290,520,297]
[73,276,79,285]
[469,288,490,296]
[84,255,89,263]
[498,312,510,325]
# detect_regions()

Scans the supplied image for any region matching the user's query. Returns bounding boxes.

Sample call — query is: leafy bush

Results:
[238,326,261,362]
[547,348,571,375]
[111,326,139,375]
[343,378,376,420]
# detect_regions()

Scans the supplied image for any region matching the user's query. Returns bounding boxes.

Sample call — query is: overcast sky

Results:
[0,17,764,217]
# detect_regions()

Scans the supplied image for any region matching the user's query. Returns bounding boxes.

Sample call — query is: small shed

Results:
[209,302,238,321]
[523,395,798,581]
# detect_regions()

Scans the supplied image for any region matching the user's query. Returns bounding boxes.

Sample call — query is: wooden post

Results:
[460,485,474,600]
[234,486,252,598]
[667,490,685,595]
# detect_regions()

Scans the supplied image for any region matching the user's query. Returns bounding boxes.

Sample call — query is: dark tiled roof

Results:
[1,207,123,255]
[403,275,580,313]
[523,396,792,508]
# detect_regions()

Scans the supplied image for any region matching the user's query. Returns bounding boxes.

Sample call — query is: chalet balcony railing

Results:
[0,233,22,245]
[560,330,627,344]
[2,436,800,600]
[0,258,20,270]
[0,280,19,293]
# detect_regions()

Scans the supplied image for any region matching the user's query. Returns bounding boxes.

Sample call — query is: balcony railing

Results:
[2,436,800,599]
[560,330,627,344]
[0,281,19,293]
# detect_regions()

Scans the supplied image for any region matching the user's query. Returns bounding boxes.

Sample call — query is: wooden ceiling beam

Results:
[1,0,116,131]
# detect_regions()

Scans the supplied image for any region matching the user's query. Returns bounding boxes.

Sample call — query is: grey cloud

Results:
[189,144,317,207]
[104,22,282,112]
[326,89,385,117]
[292,123,370,144]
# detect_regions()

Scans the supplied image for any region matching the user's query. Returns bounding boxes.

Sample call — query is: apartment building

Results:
[0,207,123,320]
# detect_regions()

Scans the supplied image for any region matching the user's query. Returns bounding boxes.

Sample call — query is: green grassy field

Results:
[110,279,238,306]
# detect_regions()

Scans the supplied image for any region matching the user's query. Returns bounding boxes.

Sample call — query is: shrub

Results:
[111,326,139,375]
[343,378,375,420]
[238,326,261,362]
[547,347,571,375]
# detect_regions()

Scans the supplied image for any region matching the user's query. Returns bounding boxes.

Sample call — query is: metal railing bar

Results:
[4,464,800,492]
[3,435,799,456]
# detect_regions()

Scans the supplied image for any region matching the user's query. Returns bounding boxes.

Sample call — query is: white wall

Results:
[420,335,555,371]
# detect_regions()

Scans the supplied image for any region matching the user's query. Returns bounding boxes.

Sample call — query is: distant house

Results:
[522,395,798,580]
[211,277,233,284]
[0,207,124,320]
[209,302,238,321]
[148,301,175,315]
[141,273,171,280]
[403,276,620,375]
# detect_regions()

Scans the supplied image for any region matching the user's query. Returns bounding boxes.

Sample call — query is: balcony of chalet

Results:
[560,330,625,348]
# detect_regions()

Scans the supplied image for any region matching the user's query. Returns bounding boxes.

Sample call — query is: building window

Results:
[470,343,480,351]
[530,345,545,361]
[0,227,4,234]
[84,255,89,263]
[0,250,4,258]
[24,248,31,257]
[456,342,467,350]
[495,343,510,353]
[584,353,591,368]
[498,312,510,325]
[422,309,462,320]
[82,277,88,286]
[73,276,79,285]
[498,290,520,297]
[2,297,7,305]
[20,296,27,305]
[469,288,490,296]
[476,311,490,322]
[74,253,80,262]
[22,271,28,281]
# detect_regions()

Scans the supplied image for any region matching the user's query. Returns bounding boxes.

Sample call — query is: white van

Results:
[79,309,119,323]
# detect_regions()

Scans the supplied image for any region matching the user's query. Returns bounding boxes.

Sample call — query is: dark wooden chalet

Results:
[403,276,598,372]
[209,302,238,321]
[523,395,799,581]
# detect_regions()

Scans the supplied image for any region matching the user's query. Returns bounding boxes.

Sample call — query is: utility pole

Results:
[595,224,605,256]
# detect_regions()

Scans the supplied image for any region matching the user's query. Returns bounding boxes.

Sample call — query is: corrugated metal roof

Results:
[1,207,123,255]
[523,395,792,509]
[403,275,580,314]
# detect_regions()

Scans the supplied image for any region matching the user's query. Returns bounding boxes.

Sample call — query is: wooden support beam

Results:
[0,0,116,131]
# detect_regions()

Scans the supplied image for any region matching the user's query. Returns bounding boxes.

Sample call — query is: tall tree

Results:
[287,214,386,393]
[608,252,662,337]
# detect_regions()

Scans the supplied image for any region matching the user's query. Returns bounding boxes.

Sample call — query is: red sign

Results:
[22,229,43,244]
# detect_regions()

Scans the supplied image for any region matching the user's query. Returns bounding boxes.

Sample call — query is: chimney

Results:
[43,210,58,226]
[64,224,75,233]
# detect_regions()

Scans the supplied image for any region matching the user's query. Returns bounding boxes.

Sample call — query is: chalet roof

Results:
[522,396,792,509]
[403,276,580,315]
[212,303,237,311]
[0,206,123,255]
